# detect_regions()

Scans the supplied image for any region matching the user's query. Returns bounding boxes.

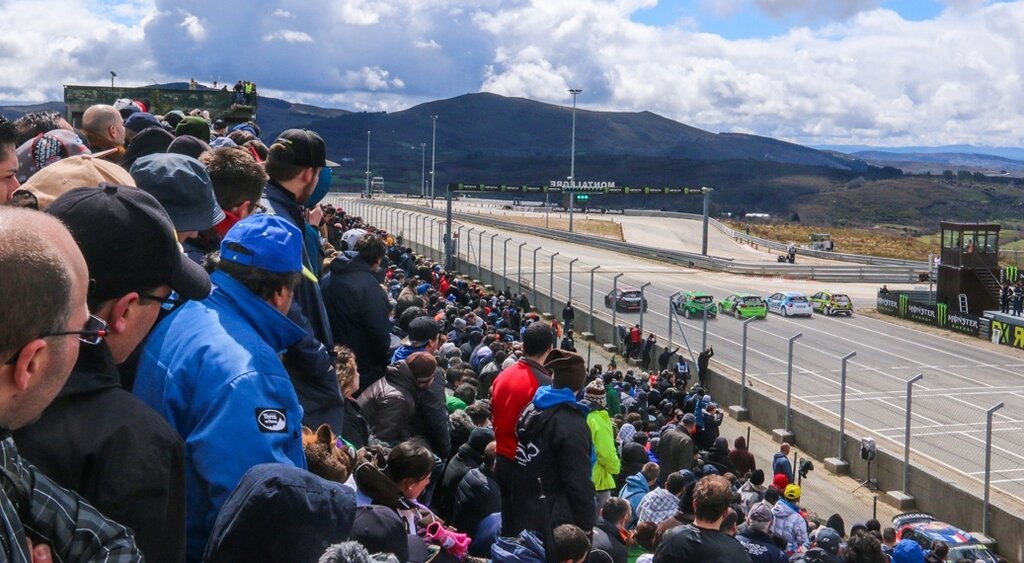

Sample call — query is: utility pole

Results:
[568,88,581,233]
[430,115,438,208]
[420,143,426,197]
[365,130,371,197]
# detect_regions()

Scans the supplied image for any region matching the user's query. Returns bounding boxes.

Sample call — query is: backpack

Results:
[491,530,546,563]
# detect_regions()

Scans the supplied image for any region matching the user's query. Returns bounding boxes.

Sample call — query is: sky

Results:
[0,0,1021,147]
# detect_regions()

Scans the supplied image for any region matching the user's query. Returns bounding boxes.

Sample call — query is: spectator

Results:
[333,345,370,449]
[437,427,494,519]
[636,470,691,525]
[322,232,392,389]
[881,527,897,556]
[697,346,714,387]
[795,527,843,563]
[770,484,808,554]
[561,328,576,351]
[13,186,208,563]
[553,524,592,563]
[120,126,174,170]
[738,469,767,513]
[657,413,697,477]
[134,214,310,561]
[621,462,659,528]
[603,372,622,416]
[642,334,656,371]
[706,437,738,476]
[491,321,553,534]
[0,116,19,203]
[451,441,501,537]
[357,352,448,447]
[730,436,757,477]
[737,502,787,563]
[263,128,346,434]
[510,349,594,537]
[653,475,752,561]
[81,104,126,156]
[130,153,224,244]
[773,442,794,483]
[629,324,641,359]
[0,207,142,560]
[592,497,631,563]
[619,431,650,491]
[891,539,925,563]
[845,533,888,563]
[586,379,622,513]
[562,300,575,330]
[391,316,441,363]
[924,541,948,563]
[658,345,679,373]
[17,152,135,210]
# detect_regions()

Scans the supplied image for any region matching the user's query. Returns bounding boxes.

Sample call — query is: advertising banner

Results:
[877,292,979,337]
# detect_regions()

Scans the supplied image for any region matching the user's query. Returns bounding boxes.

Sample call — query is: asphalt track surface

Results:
[334,197,1024,506]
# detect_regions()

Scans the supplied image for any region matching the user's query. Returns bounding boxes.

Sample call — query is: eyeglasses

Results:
[143,293,187,311]
[4,314,108,365]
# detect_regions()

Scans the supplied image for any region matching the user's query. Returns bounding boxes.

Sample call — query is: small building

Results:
[937,221,1000,315]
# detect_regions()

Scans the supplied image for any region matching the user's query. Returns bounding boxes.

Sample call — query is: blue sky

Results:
[629,0,947,38]
[1,0,1021,147]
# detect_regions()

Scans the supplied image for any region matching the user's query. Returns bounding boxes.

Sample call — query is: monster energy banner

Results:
[450,183,706,195]
[877,292,980,336]
[1005,266,1019,284]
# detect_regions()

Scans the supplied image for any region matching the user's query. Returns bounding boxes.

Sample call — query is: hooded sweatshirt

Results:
[730,436,757,477]
[512,386,595,535]
[770,499,807,554]
[620,473,651,527]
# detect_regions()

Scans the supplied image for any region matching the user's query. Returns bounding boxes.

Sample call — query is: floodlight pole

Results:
[568,88,581,233]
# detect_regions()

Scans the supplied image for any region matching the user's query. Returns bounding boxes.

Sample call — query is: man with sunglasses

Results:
[0,207,141,561]
[13,184,212,563]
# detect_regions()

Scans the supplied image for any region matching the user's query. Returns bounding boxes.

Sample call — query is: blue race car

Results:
[893,513,998,562]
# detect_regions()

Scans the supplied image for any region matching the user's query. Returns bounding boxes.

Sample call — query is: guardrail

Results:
[345,198,926,283]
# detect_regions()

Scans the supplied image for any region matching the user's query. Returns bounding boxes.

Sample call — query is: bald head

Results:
[82,105,125,150]
[0,207,90,429]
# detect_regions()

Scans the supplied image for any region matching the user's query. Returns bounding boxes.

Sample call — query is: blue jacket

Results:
[620,472,650,528]
[772,452,794,483]
[135,270,309,562]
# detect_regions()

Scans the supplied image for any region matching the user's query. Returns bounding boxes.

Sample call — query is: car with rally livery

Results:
[765,291,813,317]
[604,286,648,312]
[892,512,997,562]
[671,291,717,318]
[809,291,854,316]
[720,293,768,319]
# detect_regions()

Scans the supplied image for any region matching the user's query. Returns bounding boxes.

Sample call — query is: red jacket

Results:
[630,327,642,343]
[491,358,552,459]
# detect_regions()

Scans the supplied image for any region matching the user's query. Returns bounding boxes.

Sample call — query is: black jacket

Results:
[451,466,501,534]
[592,520,628,563]
[13,343,185,563]
[356,362,451,458]
[511,392,596,536]
[653,523,752,562]
[321,250,393,390]
[263,181,346,433]
[618,441,649,491]
[204,463,355,563]
[436,443,485,519]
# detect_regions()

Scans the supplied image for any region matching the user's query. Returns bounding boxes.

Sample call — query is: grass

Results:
[726,221,937,261]
[510,215,625,240]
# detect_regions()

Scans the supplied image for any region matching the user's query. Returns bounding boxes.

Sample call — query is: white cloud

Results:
[342,66,406,91]
[263,30,314,43]
[179,13,206,41]
[3,0,1024,147]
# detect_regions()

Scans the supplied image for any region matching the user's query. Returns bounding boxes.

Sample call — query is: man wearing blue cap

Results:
[135,214,311,562]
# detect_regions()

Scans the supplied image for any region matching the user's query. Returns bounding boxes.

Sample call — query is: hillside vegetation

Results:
[727,221,937,261]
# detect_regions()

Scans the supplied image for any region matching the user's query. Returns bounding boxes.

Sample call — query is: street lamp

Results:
[420,143,426,197]
[568,88,581,233]
[110,71,117,89]
[430,115,438,208]
[365,130,371,197]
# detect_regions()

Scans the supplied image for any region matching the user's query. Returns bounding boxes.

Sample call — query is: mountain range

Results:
[3,89,1023,230]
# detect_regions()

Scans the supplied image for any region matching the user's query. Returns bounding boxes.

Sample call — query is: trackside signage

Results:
[877,292,979,337]
[991,318,1024,349]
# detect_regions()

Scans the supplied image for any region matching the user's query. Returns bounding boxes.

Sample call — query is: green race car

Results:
[671,291,717,318]
[720,293,768,319]
[809,291,854,316]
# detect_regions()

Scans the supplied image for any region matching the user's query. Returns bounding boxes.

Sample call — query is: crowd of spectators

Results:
[0,102,1002,563]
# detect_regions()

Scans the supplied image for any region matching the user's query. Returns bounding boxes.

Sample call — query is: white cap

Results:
[341,228,367,250]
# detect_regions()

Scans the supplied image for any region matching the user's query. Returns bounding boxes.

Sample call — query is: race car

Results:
[892,513,998,562]
[604,286,648,312]
[808,291,854,316]
[765,291,813,317]
[671,291,717,318]
[720,293,768,319]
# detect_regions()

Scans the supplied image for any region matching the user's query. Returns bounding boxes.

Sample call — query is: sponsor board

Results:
[991,318,1024,349]
[449,183,706,195]
[877,292,980,337]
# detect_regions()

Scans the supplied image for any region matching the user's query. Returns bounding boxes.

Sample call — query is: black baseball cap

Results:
[47,184,212,302]
[268,128,337,168]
